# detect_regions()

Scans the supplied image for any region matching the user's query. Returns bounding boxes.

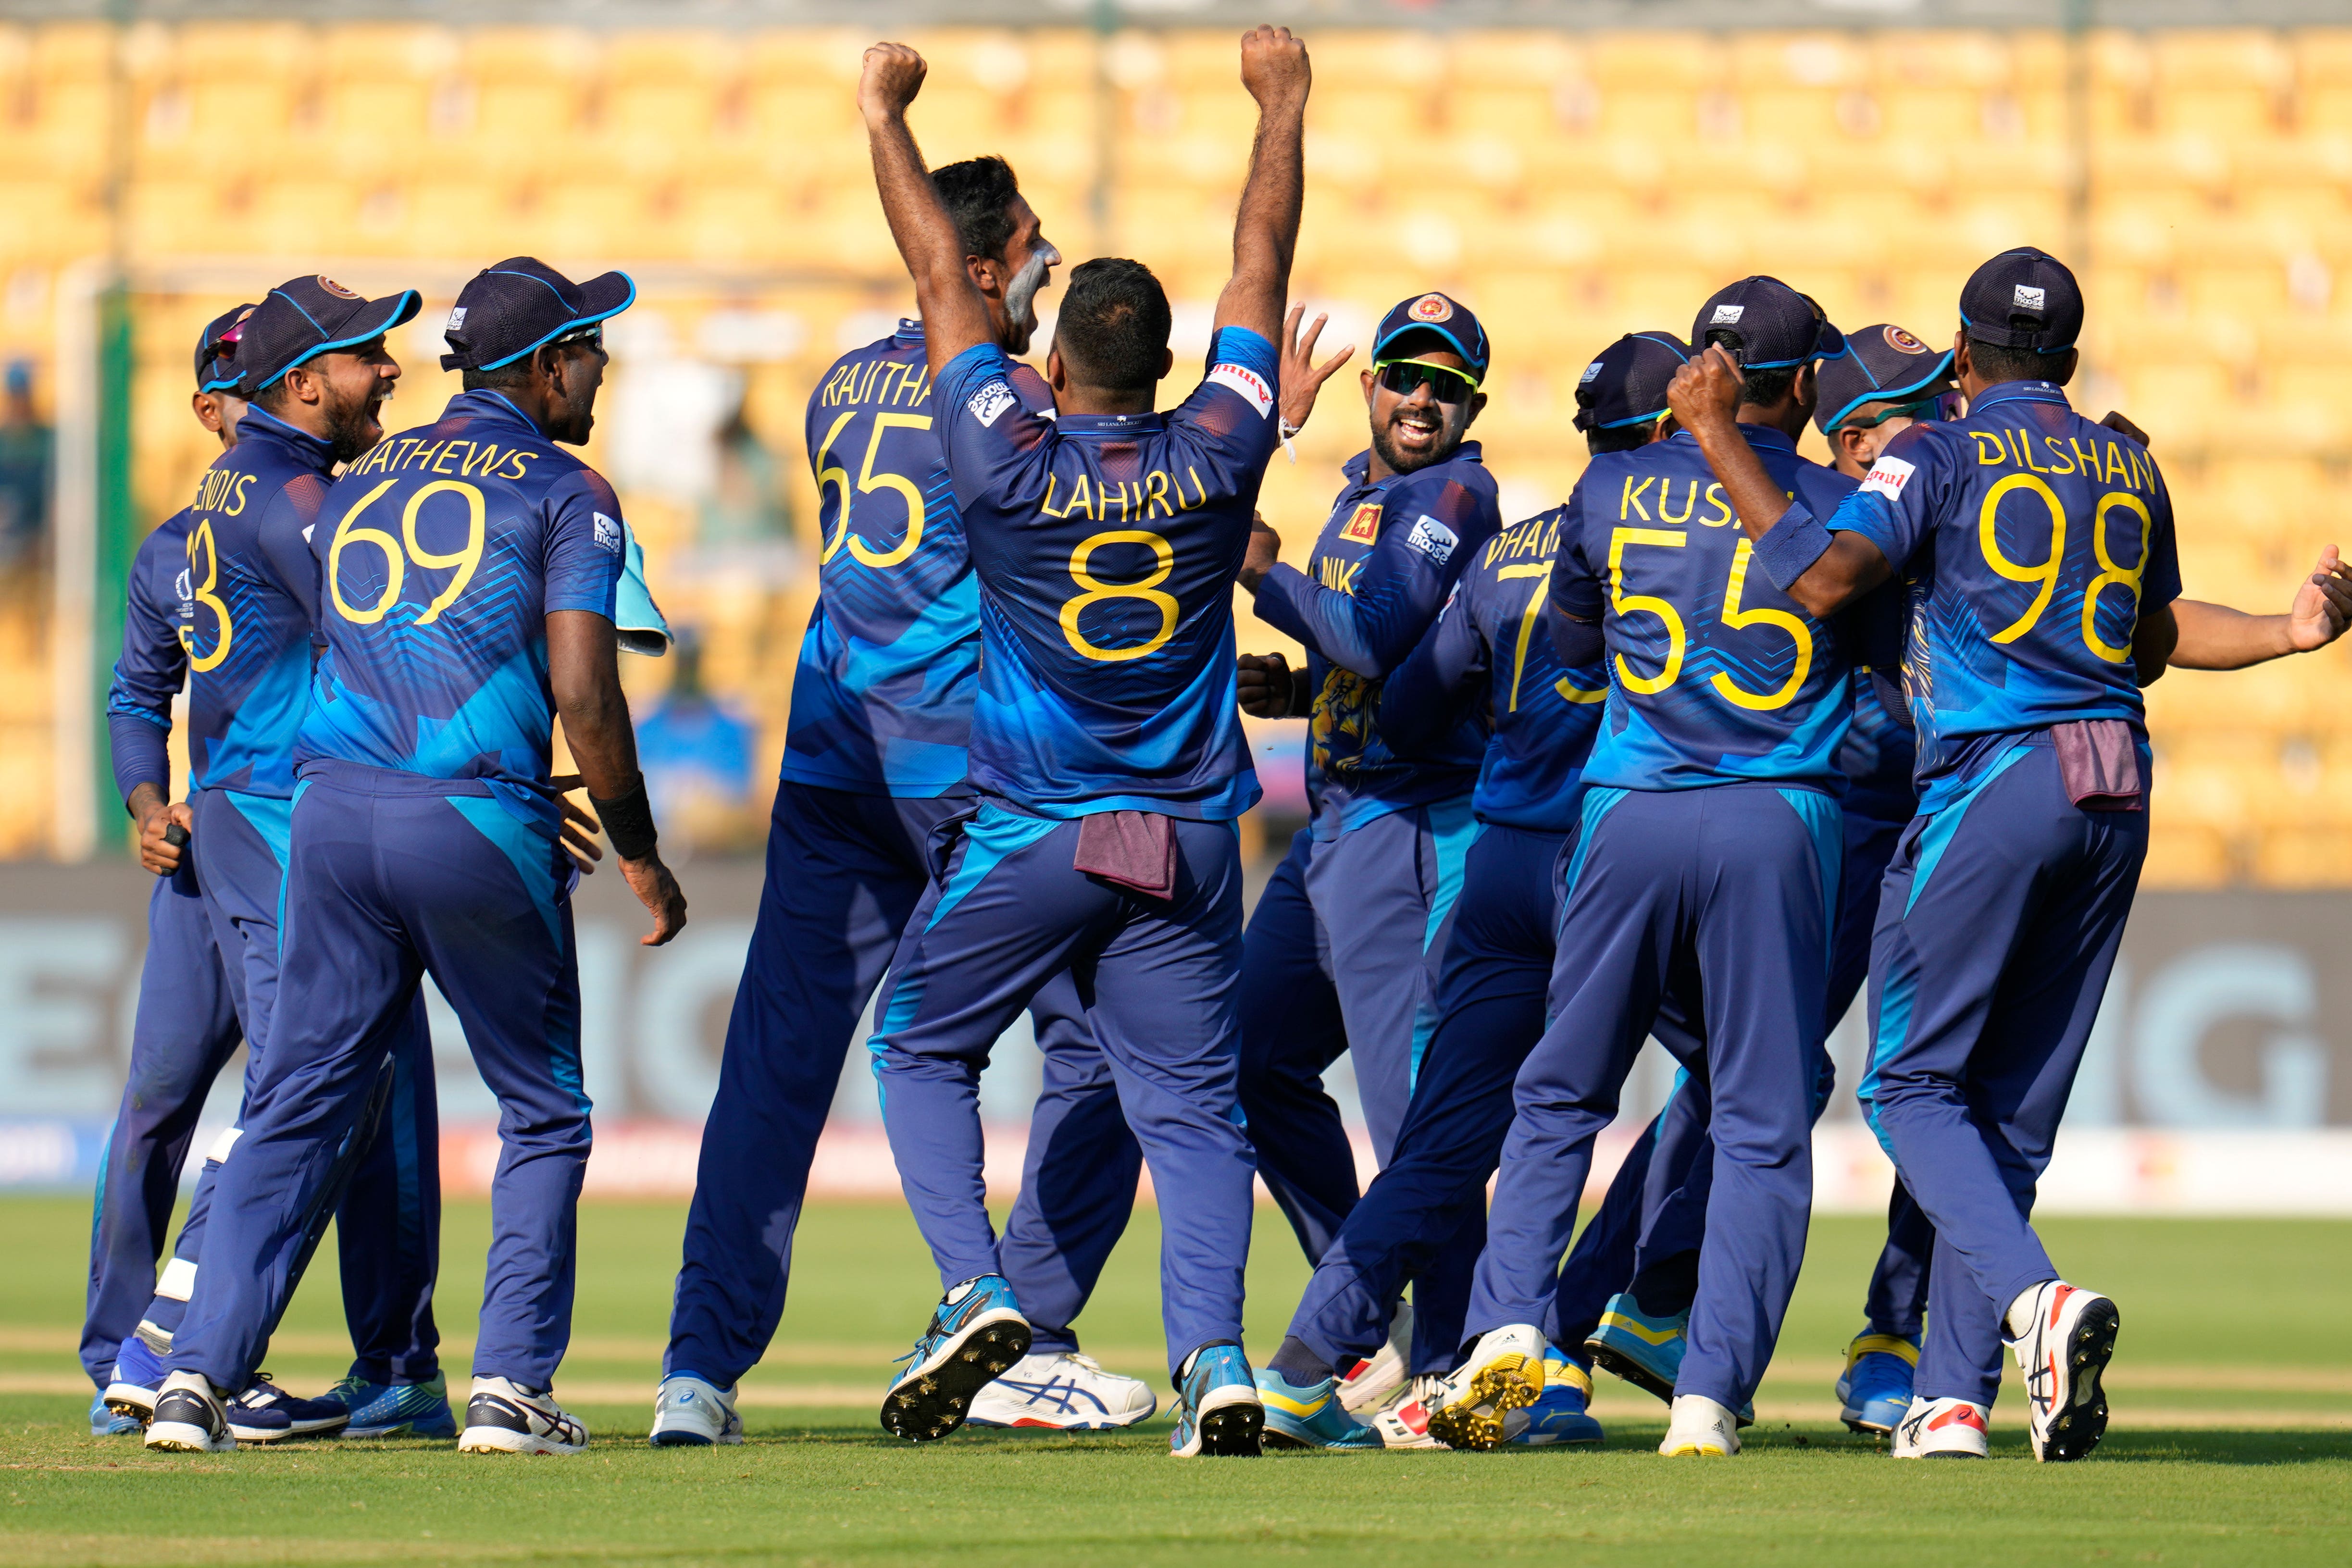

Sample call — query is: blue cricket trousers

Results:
[871,804,1256,1380]
[1865,737,2146,1406]
[1468,784,1840,1410]
[169,766,580,1392]
[81,861,241,1387]
[667,783,1138,1386]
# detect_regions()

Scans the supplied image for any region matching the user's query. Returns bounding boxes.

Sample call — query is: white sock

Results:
[2005,1282,2049,1340]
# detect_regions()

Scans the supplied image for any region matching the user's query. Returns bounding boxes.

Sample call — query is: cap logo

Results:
[1408,294,1453,323]
[1883,326,1928,355]
[447,306,468,331]
[316,276,361,300]
[2012,284,2046,311]
[1580,361,1604,385]
[1710,304,1744,325]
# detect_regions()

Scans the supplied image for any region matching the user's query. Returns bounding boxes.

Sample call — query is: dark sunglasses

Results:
[550,323,605,352]
[1842,397,1942,431]
[1374,358,1480,404]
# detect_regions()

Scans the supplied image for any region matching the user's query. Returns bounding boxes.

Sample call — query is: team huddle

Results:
[84,27,2352,1464]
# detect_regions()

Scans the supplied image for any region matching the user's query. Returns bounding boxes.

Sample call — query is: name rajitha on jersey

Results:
[177,408,336,798]
[1252,444,1504,839]
[931,329,1282,821]
[1378,506,1610,836]
[1552,424,1858,794]
[295,389,625,837]
[1816,378,2181,811]
[784,320,1055,797]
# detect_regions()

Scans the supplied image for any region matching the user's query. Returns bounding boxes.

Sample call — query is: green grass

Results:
[3,1196,2349,1566]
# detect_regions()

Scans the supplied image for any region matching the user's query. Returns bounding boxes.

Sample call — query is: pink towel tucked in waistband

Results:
[2052,719,2143,811]
[1074,809,1178,899]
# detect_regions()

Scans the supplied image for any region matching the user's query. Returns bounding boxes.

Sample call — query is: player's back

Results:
[296,388,624,834]
[933,328,1281,819]
[1556,425,1857,792]
[181,409,336,798]
[786,321,1052,795]
[1840,380,2178,806]
[1452,507,1607,834]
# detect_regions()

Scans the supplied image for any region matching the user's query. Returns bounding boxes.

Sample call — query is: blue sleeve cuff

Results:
[108,713,170,805]
[1752,499,1836,593]
[1251,562,1313,648]
[1207,325,1278,380]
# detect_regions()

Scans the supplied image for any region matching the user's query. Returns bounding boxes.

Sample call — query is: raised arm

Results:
[1667,344,1890,619]
[1210,26,1311,343]
[859,43,993,379]
[2132,546,2352,684]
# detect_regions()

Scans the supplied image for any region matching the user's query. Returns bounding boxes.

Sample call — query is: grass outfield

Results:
[2,1196,2347,1566]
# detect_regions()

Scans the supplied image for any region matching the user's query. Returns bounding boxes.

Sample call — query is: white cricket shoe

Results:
[1892,1396,1990,1459]
[1369,1372,1449,1450]
[648,1374,743,1447]
[967,1352,1157,1431]
[1424,1324,1546,1452]
[458,1376,589,1455]
[1336,1301,1414,1416]
[1659,1394,1742,1456]
[2007,1280,2118,1463]
[145,1371,234,1453]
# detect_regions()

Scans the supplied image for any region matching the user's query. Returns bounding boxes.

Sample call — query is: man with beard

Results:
[1230,292,1502,1419]
[109,282,448,1446]
[653,157,1161,1444]
[146,260,688,1456]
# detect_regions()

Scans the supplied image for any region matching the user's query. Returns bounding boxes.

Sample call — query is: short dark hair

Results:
[460,361,534,393]
[1054,258,1170,394]
[932,156,1022,264]
[1704,329,1798,407]
[1587,423,1655,456]
[251,378,296,413]
[1966,335,2066,386]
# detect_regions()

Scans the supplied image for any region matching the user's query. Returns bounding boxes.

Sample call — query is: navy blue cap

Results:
[1959,247,2082,355]
[1573,331,1690,433]
[1815,323,1956,434]
[195,303,254,394]
[238,275,420,396]
[1372,292,1489,380]
[1691,276,1847,372]
[440,257,635,373]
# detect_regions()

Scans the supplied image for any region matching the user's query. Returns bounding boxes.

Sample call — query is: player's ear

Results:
[1792,362,1818,412]
[966,254,1001,298]
[1158,347,1173,380]
[1046,344,1068,394]
[1464,390,1488,430]
[192,391,220,434]
[1360,366,1376,407]
[2049,347,2080,387]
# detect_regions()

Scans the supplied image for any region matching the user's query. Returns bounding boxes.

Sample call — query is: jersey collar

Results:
[1967,379,2072,414]
[1056,410,1167,436]
[443,387,552,438]
[234,403,337,475]
[1667,423,1797,455]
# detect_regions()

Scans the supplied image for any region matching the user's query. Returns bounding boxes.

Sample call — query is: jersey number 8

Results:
[327,479,486,626]
[1061,529,1178,663]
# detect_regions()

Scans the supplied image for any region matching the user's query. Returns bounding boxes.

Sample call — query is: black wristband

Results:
[589,780,659,860]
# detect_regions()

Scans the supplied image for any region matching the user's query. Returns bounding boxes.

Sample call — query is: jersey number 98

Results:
[328,479,486,626]
[1978,474,2152,664]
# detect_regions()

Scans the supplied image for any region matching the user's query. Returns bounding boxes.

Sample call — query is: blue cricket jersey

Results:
[296,389,626,837]
[784,319,1053,797]
[1378,506,1608,835]
[1253,443,1503,840]
[1552,424,1858,793]
[180,408,334,799]
[1815,379,2181,811]
[932,328,1281,820]
[106,510,196,805]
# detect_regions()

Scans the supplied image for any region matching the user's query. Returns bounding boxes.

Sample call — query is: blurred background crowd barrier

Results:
[0,0,2346,1205]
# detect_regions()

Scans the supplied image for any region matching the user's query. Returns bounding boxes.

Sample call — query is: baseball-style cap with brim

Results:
[1574,331,1691,433]
[439,257,636,373]
[195,303,255,394]
[1372,291,1490,380]
[1959,246,2083,355]
[238,275,421,397]
[1691,276,1847,372]
[1815,323,1957,434]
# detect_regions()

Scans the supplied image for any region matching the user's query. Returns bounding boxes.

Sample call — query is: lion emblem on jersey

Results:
[1882,325,1929,355]
[1408,294,1453,323]
[1311,667,1387,783]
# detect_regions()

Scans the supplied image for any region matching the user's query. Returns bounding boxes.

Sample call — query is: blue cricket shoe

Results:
[1171,1342,1262,1457]
[1836,1331,1919,1435]
[881,1274,1032,1443]
[89,1390,142,1436]
[224,1373,351,1443]
[325,1370,459,1439]
[1255,1366,1380,1450]
[1584,1292,1686,1405]
[1506,1352,1604,1446]
[103,1331,168,1422]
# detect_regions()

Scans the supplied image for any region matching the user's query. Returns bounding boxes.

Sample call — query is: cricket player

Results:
[855,25,1306,1458]
[1247,330,1688,1452]
[1227,288,1504,1402]
[105,282,447,1447]
[1669,247,2352,1461]
[82,309,252,1436]
[1431,277,1857,1459]
[146,259,687,1456]
[654,154,1157,1445]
